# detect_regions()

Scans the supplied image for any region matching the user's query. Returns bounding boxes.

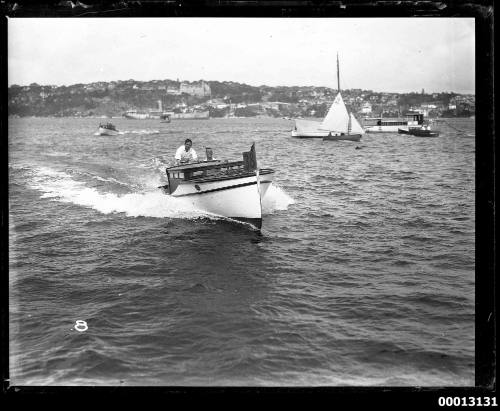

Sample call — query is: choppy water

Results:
[8,117,475,386]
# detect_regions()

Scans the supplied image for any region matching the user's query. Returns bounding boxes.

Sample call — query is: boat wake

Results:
[93,130,160,136]
[122,130,161,135]
[24,166,294,221]
[66,169,136,189]
[26,166,206,219]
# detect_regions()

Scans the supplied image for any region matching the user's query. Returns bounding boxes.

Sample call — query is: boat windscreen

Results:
[167,160,243,173]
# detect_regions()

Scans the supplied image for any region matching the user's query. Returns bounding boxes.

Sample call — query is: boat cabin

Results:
[363,113,424,127]
[403,113,424,124]
[376,113,423,126]
[164,146,259,194]
[99,122,117,130]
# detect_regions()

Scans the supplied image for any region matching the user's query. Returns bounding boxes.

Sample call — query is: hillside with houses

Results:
[8,79,475,119]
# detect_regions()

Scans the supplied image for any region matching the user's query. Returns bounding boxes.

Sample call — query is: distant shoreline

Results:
[8,114,475,120]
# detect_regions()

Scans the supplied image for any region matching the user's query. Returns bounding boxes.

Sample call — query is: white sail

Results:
[319,92,350,132]
[349,112,365,134]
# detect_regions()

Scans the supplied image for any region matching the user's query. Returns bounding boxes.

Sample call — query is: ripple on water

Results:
[8,117,475,386]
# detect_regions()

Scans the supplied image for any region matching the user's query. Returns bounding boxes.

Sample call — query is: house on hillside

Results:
[360,102,372,114]
[179,80,211,97]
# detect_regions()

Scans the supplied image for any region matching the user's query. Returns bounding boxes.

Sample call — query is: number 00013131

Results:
[438,397,497,407]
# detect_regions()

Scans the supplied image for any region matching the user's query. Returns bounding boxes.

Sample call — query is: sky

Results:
[8,17,475,94]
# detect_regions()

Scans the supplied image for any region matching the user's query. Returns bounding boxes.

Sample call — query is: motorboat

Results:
[408,128,440,137]
[98,122,120,136]
[398,125,440,137]
[161,144,274,229]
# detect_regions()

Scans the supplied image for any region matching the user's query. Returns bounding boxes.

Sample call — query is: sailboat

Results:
[291,54,364,142]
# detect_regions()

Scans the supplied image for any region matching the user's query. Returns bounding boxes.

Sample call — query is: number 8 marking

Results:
[75,320,88,332]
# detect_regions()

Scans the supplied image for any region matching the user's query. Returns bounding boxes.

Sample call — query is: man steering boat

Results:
[174,138,198,165]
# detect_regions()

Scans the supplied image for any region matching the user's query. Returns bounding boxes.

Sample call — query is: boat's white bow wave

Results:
[26,166,294,220]
[262,184,295,213]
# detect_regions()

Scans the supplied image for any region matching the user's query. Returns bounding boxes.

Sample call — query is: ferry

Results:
[161,144,274,229]
[363,113,424,133]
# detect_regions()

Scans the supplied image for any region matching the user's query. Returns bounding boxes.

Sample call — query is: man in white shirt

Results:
[175,138,198,165]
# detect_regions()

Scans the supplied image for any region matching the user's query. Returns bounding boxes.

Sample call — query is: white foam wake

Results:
[27,166,294,220]
[262,184,295,214]
[123,130,161,135]
[28,166,206,219]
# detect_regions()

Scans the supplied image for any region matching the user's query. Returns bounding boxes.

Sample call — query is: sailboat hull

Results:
[292,129,363,141]
[292,130,330,138]
[323,133,362,142]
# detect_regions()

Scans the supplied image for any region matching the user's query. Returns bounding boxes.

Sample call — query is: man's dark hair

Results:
[185,138,192,144]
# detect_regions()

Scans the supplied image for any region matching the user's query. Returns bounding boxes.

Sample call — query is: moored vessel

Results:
[398,126,440,137]
[363,112,425,133]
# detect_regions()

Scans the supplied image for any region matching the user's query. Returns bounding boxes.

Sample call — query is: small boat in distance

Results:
[98,122,120,136]
[160,113,171,123]
[161,144,274,229]
[292,53,364,141]
[398,125,440,137]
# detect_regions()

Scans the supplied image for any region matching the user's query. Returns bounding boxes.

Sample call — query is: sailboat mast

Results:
[337,53,341,93]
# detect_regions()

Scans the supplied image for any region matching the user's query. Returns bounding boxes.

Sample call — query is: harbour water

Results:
[8,117,475,386]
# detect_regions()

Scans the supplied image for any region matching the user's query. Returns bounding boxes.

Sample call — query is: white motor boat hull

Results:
[98,127,120,136]
[171,172,274,227]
